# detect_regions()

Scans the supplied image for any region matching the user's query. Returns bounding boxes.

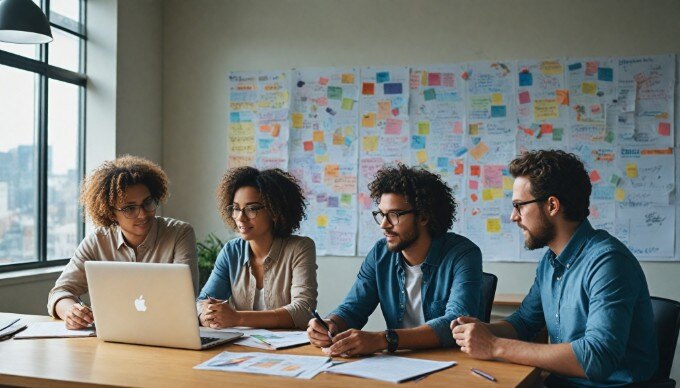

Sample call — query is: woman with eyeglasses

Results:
[197,167,317,330]
[48,155,198,329]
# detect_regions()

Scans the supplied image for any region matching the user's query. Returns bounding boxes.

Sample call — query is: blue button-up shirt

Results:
[506,220,658,386]
[330,232,483,347]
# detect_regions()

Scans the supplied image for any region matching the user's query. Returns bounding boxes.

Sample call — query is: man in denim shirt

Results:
[452,150,657,386]
[307,164,483,357]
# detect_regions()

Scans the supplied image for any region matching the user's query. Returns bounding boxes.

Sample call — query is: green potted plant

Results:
[197,233,224,290]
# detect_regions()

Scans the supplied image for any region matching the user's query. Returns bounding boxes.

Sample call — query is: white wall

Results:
[162,0,680,379]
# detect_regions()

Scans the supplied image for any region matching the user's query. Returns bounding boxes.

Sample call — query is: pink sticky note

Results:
[658,122,671,136]
[428,72,441,86]
[453,122,463,134]
[385,118,403,134]
[469,180,479,190]
[518,91,531,104]
[319,77,329,86]
[589,170,601,183]
[585,61,598,76]
[442,73,455,87]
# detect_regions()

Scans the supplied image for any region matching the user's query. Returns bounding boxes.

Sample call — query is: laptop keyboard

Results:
[200,336,220,345]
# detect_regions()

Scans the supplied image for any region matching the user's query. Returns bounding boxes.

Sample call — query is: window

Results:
[0,0,86,271]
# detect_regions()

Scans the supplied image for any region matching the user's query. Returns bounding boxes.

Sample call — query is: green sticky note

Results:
[605,131,615,143]
[341,194,352,205]
[610,174,621,186]
[327,86,343,100]
[341,98,354,110]
[552,127,564,141]
[423,88,436,101]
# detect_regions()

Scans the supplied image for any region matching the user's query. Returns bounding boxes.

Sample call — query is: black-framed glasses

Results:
[372,209,416,226]
[227,204,265,220]
[512,196,550,216]
[112,197,159,219]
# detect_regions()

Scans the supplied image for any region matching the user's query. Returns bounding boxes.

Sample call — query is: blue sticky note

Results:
[411,135,426,149]
[454,147,468,157]
[598,67,613,82]
[491,105,507,118]
[230,112,240,123]
[376,72,390,83]
[344,136,352,146]
[384,83,403,95]
[568,62,582,71]
[437,157,449,168]
[423,88,436,101]
[519,72,533,87]
[328,196,339,208]
[258,139,273,150]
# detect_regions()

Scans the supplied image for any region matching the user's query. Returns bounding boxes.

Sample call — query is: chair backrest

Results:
[650,296,680,380]
[480,272,498,323]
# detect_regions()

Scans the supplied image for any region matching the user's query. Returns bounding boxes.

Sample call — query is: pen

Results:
[471,368,496,382]
[311,310,333,340]
[207,296,228,305]
[0,318,19,332]
[76,297,96,329]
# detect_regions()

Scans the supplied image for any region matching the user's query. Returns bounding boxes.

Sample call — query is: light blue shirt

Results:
[330,232,483,347]
[506,220,658,386]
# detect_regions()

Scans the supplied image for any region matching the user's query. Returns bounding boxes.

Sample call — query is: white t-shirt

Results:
[253,287,267,311]
[402,261,425,328]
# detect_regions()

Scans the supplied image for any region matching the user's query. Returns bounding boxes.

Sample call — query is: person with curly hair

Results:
[197,167,317,330]
[452,150,658,386]
[48,155,198,329]
[308,163,482,356]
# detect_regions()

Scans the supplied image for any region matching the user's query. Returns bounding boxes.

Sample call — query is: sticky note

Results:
[341,193,352,206]
[424,88,436,101]
[469,123,479,136]
[582,82,597,95]
[313,130,324,142]
[589,170,601,183]
[486,218,501,233]
[362,82,375,95]
[319,77,329,85]
[317,215,328,228]
[361,113,376,128]
[420,71,428,86]
[341,73,355,84]
[518,91,531,104]
[491,93,503,105]
[333,133,344,145]
[585,61,598,76]
[470,141,489,161]
[230,112,240,123]
[428,72,441,86]
[605,131,615,143]
[615,188,626,202]
[482,189,494,201]
[491,188,504,199]
[540,124,553,135]
[519,72,533,86]
[503,177,513,191]
[341,98,354,110]
[411,135,426,149]
[418,121,430,135]
[534,99,559,120]
[454,162,464,175]
[568,62,582,71]
[491,105,506,118]
[292,113,304,129]
[324,164,339,177]
[384,83,403,95]
[416,150,428,164]
[556,89,569,105]
[442,73,455,87]
[540,61,563,75]
[362,136,378,152]
[437,157,448,169]
[259,124,271,132]
[597,67,613,82]
[327,86,343,100]
[327,196,339,208]
[376,71,390,83]
[470,165,481,176]
[610,174,621,186]
[454,147,467,157]
[553,127,564,141]
[470,193,478,202]
[377,100,391,119]
[385,118,403,134]
[658,122,671,136]
[314,155,328,163]
[625,163,638,178]
[453,122,463,134]
[469,180,479,190]
[303,141,313,151]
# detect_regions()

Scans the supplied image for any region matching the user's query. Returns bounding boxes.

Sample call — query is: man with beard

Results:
[451,150,658,387]
[307,164,483,356]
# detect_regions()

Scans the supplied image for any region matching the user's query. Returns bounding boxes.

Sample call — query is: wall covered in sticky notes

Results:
[228,55,676,260]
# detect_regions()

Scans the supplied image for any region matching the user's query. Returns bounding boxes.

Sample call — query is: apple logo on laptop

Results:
[134,295,147,312]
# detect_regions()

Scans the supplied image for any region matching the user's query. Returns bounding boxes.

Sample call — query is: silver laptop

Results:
[85,261,242,350]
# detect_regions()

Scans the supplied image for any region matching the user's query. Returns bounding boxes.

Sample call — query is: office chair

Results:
[480,272,498,323]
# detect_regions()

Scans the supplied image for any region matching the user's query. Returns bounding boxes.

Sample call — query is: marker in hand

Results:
[311,310,333,341]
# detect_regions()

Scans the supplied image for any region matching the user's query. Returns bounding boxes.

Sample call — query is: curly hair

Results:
[509,149,591,222]
[216,167,307,237]
[80,155,169,227]
[368,163,456,237]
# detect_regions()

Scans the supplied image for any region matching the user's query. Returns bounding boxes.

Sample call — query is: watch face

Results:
[385,330,398,352]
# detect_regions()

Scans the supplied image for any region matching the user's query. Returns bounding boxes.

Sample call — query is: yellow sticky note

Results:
[486,218,501,233]
[540,61,563,75]
[313,130,324,142]
[314,155,329,163]
[317,215,328,228]
[625,163,638,178]
[491,93,503,105]
[418,121,430,135]
[469,123,479,136]
[324,164,339,177]
[615,188,626,202]
[503,177,514,191]
[292,112,304,129]
[491,188,504,199]
[362,136,378,152]
[341,98,354,110]
[482,189,494,201]
[533,99,559,121]
[582,82,597,95]
[341,73,355,84]
[361,113,376,128]
[333,133,344,145]
[421,71,428,86]
[416,150,428,164]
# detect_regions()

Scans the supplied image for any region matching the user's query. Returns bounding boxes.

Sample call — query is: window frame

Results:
[0,0,87,273]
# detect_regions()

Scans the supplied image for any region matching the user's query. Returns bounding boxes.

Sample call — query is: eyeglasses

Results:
[112,197,159,219]
[372,209,416,226]
[227,204,265,220]
[512,196,550,216]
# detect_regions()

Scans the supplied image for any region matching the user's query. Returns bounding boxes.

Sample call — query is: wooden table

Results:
[0,313,541,387]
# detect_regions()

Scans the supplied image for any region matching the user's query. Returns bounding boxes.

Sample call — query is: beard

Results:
[522,211,556,250]
[385,220,420,252]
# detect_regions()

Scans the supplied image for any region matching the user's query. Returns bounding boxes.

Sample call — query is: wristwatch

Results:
[384,329,399,353]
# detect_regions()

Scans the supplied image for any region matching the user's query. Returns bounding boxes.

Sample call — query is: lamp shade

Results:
[0,0,52,44]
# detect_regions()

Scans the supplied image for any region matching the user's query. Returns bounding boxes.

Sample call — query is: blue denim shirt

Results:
[506,220,658,386]
[330,232,483,347]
